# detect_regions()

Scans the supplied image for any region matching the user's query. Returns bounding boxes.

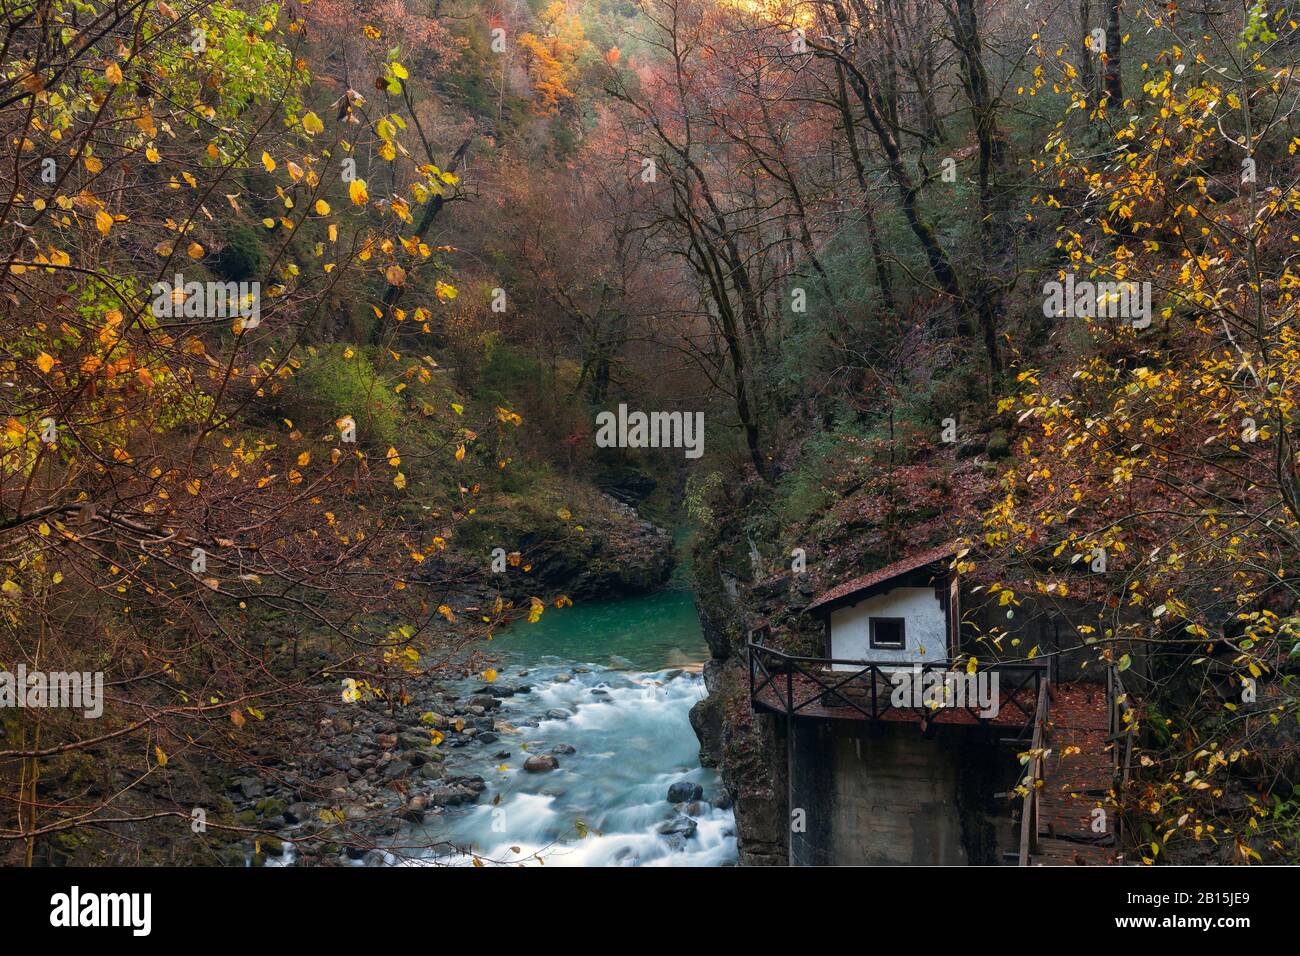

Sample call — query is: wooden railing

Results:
[747,638,1047,727]
[1107,663,1137,852]
[1017,677,1052,865]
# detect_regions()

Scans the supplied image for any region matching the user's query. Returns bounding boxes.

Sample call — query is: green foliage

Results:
[285,346,401,447]
[213,224,266,281]
[684,471,724,526]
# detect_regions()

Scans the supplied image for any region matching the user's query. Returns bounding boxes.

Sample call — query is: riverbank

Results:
[211,587,737,866]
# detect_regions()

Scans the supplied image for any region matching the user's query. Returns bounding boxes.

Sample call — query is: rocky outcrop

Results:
[439,492,675,606]
[687,550,818,866]
[518,495,675,599]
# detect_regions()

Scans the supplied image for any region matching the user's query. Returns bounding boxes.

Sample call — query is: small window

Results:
[869,617,906,650]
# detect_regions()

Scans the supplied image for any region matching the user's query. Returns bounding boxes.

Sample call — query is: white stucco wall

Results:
[828,587,948,670]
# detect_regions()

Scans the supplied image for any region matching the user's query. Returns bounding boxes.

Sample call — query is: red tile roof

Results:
[806,542,958,614]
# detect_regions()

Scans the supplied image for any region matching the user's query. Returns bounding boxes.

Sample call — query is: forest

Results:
[0,0,1298,870]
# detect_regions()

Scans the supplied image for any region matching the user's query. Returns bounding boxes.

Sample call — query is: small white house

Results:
[806,544,959,671]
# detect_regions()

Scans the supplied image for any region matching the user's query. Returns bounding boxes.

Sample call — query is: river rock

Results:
[523,755,559,773]
[667,781,703,804]
[400,795,427,823]
[231,776,265,800]
[658,815,697,838]
[283,802,313,825]
[381,760,412,782]
[449,774,487,794]
[315,771,349,792]
[551,744,576,755]
[545,708,572,720]
[657,815,698,851]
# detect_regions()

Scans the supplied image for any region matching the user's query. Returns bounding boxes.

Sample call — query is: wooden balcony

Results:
[747,639,1047,731]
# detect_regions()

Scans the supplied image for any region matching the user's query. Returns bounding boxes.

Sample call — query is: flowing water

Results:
[408,585,737,866]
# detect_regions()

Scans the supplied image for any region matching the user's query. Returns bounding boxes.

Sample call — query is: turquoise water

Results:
[406,585,737,866]
[488,587,710,672]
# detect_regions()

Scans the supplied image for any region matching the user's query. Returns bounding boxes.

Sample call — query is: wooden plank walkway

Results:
[1030,683,1120,865]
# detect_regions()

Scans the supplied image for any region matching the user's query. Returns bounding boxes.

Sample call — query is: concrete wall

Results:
[829,586,948,670]
[789,720,1018,865]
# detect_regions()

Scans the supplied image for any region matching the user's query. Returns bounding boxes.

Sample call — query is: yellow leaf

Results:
[154,746,168,767]
[146,147,160,163]
[261,151,276,173]
[105,62,123,85]
[94,209,113,235]
[187,241,204,260]
[35,352,55,373]
[483,668,497,683]
[393,471,406,489]
[349,179,369,205]
[392,62,409,79]
[314,198,330,215]
[455,444,465,461]
[302,111,324,134]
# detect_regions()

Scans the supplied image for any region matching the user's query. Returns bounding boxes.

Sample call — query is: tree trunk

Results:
[1103,0,1122,106]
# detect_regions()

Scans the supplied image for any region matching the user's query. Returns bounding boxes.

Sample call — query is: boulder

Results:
[523,755,559,773]
[666,781,703,804]
[657,815,698,839]
[231,777,265,801]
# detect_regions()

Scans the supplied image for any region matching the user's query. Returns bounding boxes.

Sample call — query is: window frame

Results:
[869,616,907,650]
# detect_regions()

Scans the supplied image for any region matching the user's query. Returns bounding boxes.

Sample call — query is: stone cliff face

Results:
[688,552,828,865]
[433,491,677,608]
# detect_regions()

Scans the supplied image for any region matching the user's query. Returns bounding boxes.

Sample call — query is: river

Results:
[405,585,737,866]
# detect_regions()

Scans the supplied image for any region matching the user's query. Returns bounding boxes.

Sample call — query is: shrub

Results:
[284,345,401,447]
